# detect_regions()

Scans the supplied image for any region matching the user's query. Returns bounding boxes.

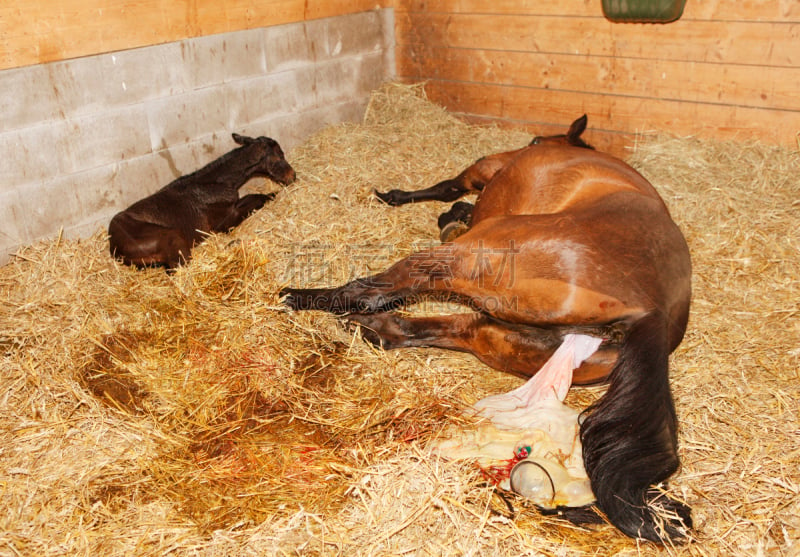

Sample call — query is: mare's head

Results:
[232,133,297,185]
[529,114,594,150]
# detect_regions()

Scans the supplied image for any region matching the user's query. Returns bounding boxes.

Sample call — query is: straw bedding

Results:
[1,82,798,556]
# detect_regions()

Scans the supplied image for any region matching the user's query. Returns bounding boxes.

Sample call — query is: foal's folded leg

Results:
[212,193,276,232]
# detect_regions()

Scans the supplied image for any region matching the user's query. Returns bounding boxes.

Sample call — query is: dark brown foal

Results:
[109,133,296,269]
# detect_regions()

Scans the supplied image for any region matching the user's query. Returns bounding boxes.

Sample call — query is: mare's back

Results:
[464,143,690,348]
[471,145,667,225]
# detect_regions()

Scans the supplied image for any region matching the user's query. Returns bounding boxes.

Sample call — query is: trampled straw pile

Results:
[1,83,798,556]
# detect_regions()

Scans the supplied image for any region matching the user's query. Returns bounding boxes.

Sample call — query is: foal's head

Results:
[232,133,297,185]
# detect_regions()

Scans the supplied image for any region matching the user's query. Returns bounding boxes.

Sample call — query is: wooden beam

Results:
[396,43,799,111]
[0,0,388,70]
[419,79,797,148]
[395,0,800,22]
[395,12,800,67]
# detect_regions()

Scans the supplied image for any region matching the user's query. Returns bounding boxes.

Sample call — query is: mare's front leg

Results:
[211,193,276,233]
[374,147,525,206]
[281,244,461,314]
[375,176,472,206]
[281,276,413,314]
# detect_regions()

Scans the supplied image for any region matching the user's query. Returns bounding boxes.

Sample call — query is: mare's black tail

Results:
[579,311,692,542]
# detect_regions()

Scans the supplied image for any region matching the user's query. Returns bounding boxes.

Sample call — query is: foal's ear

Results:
[567,115,588,140]
[232,133,254,145]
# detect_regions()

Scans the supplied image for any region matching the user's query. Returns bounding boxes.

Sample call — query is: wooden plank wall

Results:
[4,0,799,152]
[395,0,800,154]
[0,0,389,71]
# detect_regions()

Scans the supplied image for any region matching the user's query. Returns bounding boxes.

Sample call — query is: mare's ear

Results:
[567,115,588,140]
[232,133,254,145]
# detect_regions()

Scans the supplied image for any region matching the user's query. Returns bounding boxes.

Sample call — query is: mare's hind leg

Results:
[438,201,474,243]
[347,312,617,384]
[350,310,690,540]
[211,193,276,232]
[282,215,638,326]
[374,147,525,206]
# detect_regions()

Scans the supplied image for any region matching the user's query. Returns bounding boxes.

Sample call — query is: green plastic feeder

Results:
[602,0,687,23]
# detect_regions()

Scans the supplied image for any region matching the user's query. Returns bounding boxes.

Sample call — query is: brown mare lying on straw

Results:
[281,116,692,542]
[109,133,296,269]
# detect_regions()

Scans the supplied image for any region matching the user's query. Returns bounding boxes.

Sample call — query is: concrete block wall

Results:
[0,9,395,265]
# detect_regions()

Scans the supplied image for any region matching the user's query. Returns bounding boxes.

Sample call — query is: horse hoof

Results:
[280,288,302,310]
[440,221,469,243]
[374,189,401,206]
